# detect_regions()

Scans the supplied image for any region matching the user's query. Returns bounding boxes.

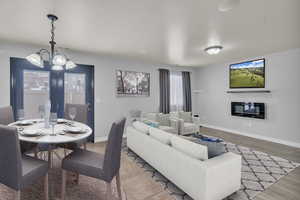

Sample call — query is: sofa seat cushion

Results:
[62,149,107,180]
[183,122,199,132]
[132,121,150,134]
[171,136,208,161]
[149,127,173,144]
[21,156,48,189]
[159,126,176,134]
[184,122,197,127]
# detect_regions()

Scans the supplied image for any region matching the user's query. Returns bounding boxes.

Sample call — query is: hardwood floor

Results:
[88,127,300,200]
[87,142,174,200]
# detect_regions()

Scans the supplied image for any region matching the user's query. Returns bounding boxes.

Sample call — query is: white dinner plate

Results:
[21,129,40,137]
[17,120,33,126]
[64,127,85,134]
[57,119,68,123]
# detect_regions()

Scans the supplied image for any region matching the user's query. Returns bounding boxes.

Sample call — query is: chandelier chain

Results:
[50,19,55,43]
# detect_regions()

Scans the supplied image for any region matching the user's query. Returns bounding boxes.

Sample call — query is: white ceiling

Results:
[0,0,299,67]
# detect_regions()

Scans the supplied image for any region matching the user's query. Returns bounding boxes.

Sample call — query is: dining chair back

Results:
[0,106,15,125]
[62,104,89,151]
[61,118,126,200]
[0,125,49,200]
[64,104,88,124]
[0,125,22,190]
[102,118,126,182]
[0,106,38,155]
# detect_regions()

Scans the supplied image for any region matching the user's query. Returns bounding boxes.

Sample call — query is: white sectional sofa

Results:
[126,122,241,200]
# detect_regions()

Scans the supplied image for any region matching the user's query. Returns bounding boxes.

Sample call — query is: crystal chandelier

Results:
[26,14,76,70]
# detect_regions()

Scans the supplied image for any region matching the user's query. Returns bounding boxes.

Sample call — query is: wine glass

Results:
[17,109,25,122]
[69,107,77,121]
[38,105,45,120]
[50,113,58,136]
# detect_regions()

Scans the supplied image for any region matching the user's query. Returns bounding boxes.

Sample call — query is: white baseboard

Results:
[200,123,300,149]
[94,134,127,143]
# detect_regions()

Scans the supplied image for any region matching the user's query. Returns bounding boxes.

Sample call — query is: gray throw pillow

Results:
[197,141,226,158]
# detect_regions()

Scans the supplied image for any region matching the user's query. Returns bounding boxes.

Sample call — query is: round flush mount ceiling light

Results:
[204,45,223,55]
[218,0,240,12]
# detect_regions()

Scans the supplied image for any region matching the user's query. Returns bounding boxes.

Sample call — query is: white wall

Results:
[0,41,197,141]
[194,48,300,148]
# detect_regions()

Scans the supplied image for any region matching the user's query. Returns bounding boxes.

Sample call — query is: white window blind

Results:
[170,71,183,112]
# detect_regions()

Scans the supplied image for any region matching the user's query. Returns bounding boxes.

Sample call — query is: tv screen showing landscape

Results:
[230,59,265,88]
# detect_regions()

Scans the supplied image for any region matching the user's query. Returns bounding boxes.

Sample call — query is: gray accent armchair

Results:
[61,118,126,200]
[0,125,49,200]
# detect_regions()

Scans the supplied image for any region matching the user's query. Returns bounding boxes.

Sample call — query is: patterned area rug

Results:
[123,141,300,200]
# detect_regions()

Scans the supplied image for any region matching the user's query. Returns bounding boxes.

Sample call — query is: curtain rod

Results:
[157,68,193,73]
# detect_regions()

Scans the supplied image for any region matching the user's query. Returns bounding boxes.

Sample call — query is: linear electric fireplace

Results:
[231,102,265,119]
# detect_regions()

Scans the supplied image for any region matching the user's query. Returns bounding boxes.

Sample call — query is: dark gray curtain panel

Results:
[159,69,170,114]
[182,71,192,112]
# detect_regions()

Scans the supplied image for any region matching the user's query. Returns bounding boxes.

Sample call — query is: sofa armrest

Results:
[202,152,242,200]
[169,118,180,134]
[176,118,184,135]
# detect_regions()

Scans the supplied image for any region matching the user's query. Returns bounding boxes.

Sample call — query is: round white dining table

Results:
[9,119,92,144]
[8,119,92,168]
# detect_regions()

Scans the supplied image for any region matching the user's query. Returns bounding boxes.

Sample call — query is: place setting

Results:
[8,106,92,144]
[19,129,45,140]
[61,126,89,138]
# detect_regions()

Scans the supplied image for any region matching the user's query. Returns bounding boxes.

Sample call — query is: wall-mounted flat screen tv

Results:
[230,58,265,88]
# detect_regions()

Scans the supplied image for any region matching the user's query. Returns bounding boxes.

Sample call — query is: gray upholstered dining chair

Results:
[0,125,49,200]
[61,118,126,200]
[61,103,89,152]
[0,105,38,155]
[0,105,15,125]
[65,103,89,125]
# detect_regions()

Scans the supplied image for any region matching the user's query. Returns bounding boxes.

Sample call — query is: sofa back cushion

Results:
[132,121,150,134]
[149,127,173,145]
[170,112,179,119]
[157,113,170,126]
[179,112,192,122]
[144,113,158,122]
[171,136,208,161]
